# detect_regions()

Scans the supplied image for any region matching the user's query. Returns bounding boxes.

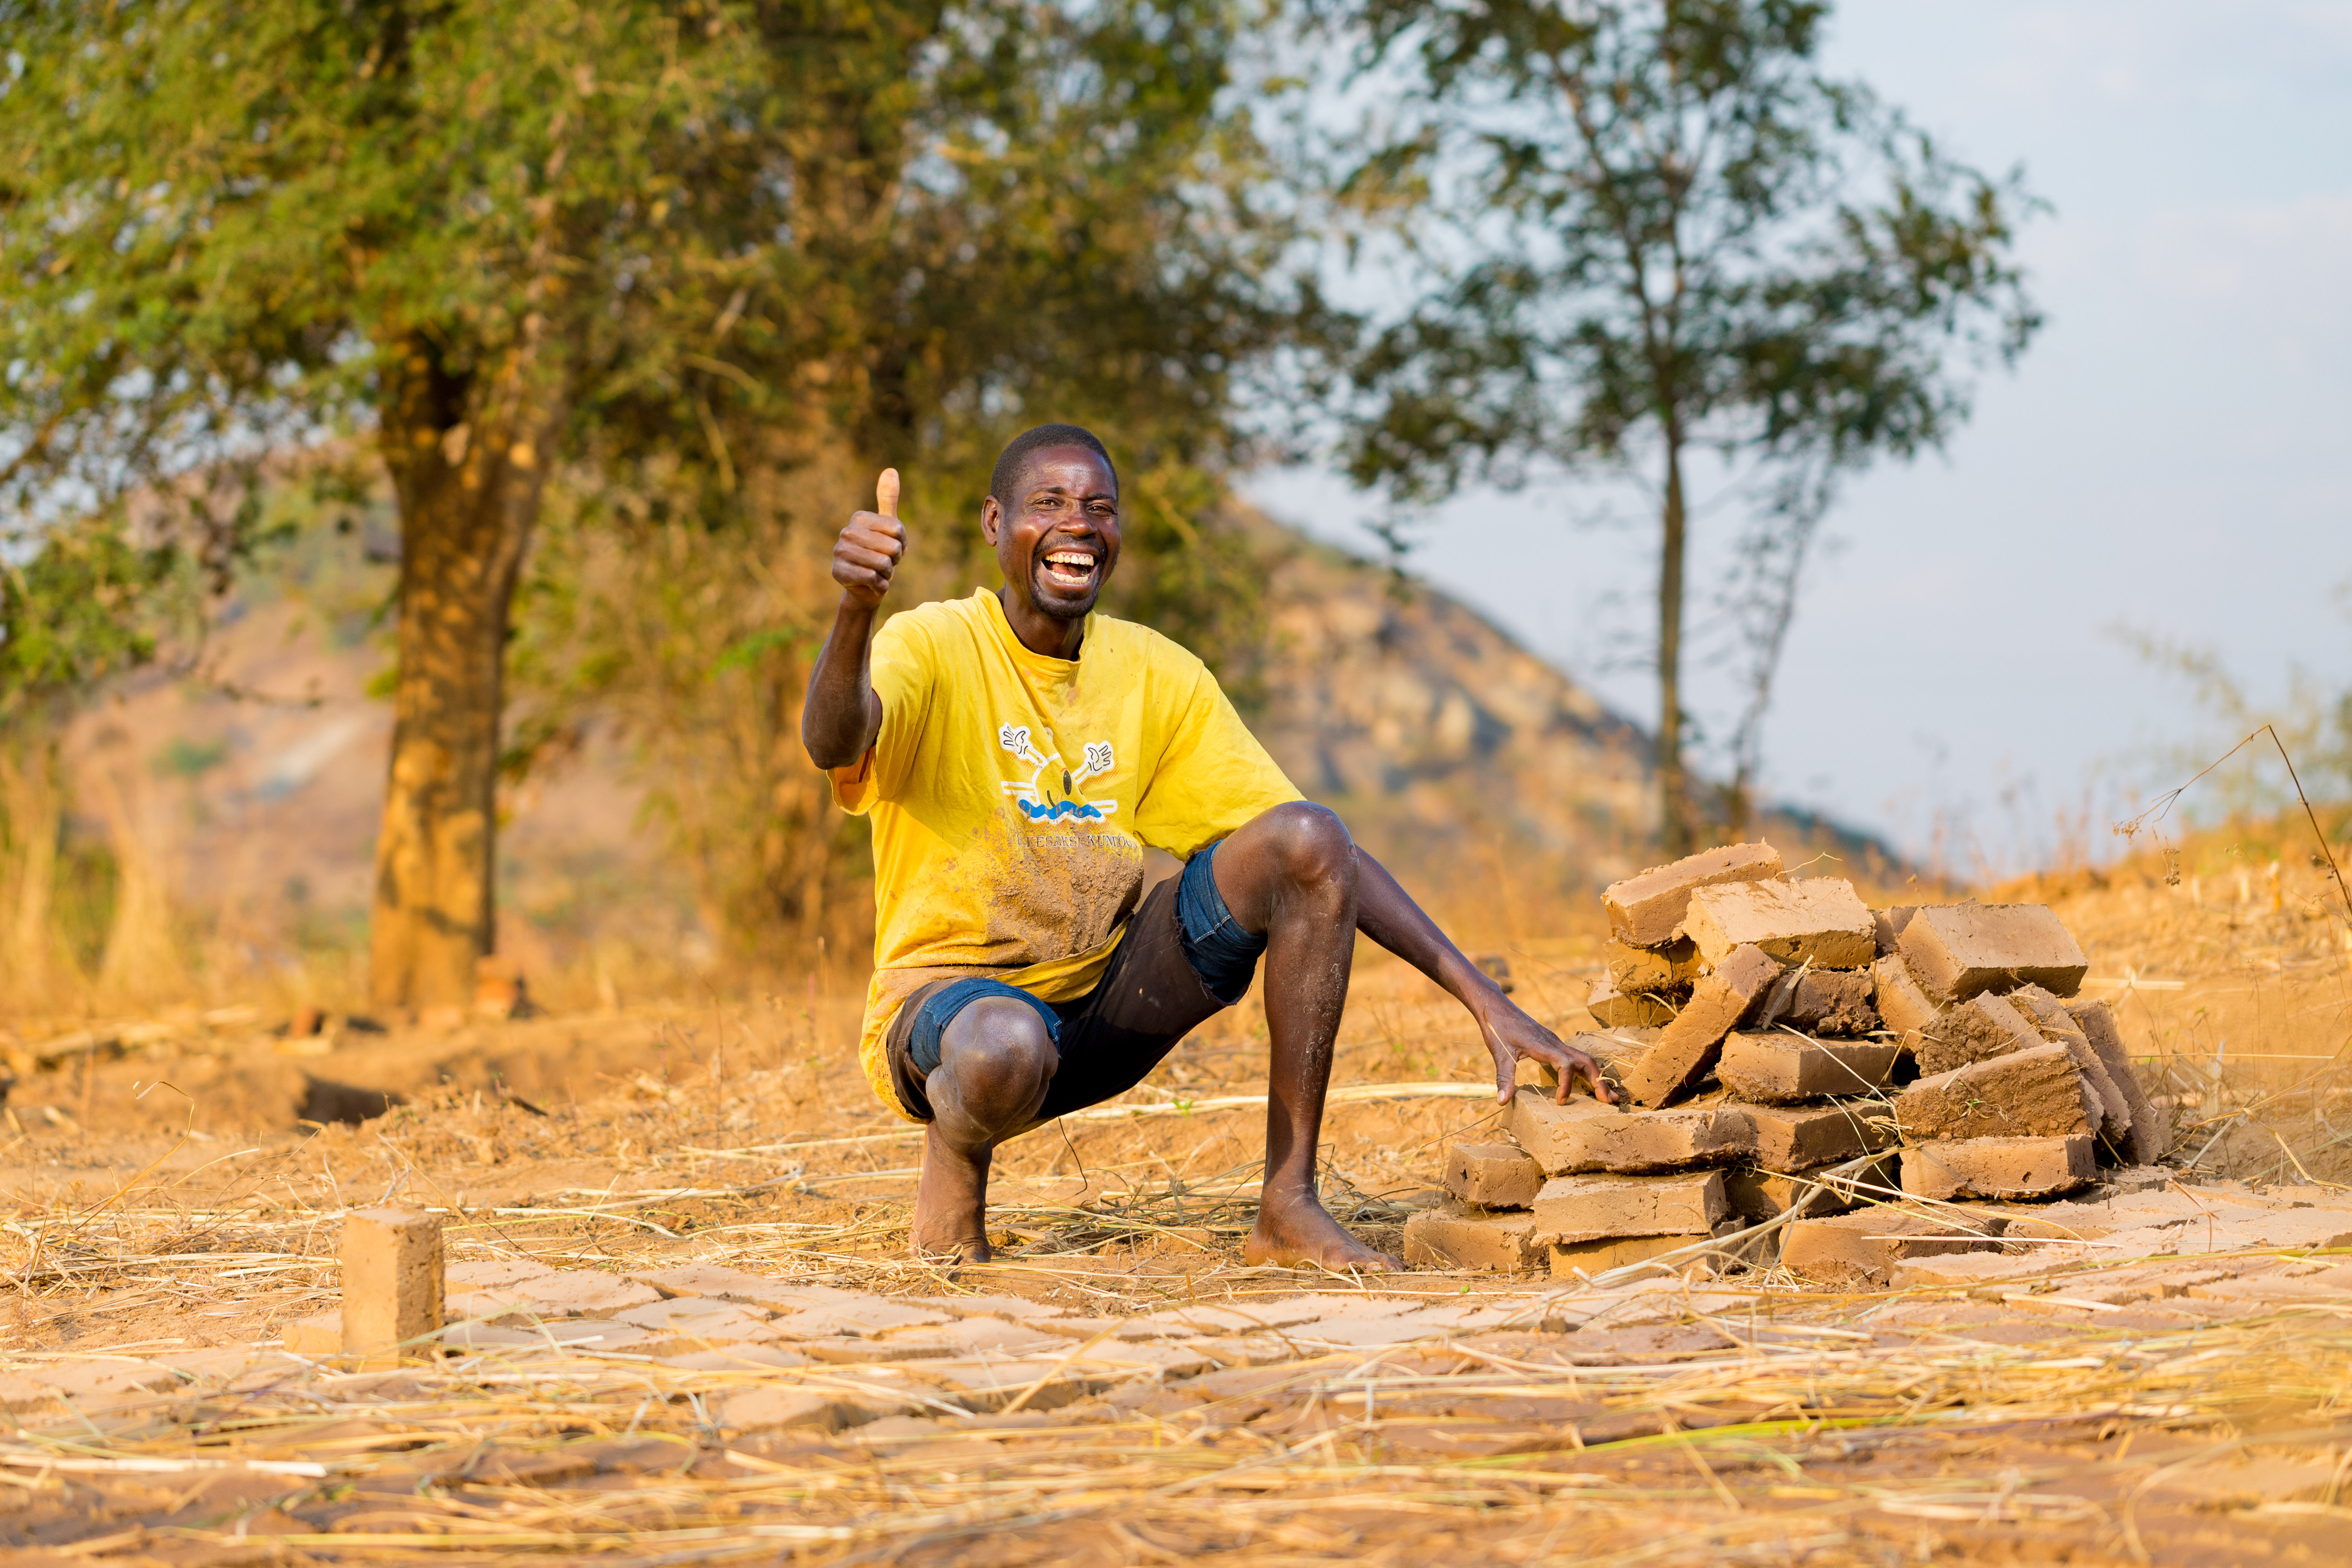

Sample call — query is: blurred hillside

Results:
[40,508,1906,1015]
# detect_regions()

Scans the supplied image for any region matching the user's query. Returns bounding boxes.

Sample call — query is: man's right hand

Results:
[833,468,906,607]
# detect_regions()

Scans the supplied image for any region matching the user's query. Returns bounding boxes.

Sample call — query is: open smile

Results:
[1038,546,1100,590]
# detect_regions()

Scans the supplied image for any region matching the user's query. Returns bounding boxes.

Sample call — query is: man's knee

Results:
[938,997,1056,1096]
[1256,800,1355,890]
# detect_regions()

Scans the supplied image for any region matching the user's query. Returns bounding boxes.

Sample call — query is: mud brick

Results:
[1897,902,2089,1003]
[1532,1171,1728,1244]
[1621,943,1784,1107]
[2007,985,2133,1150]
[1780,1208,2009,1287]
[282,1311,342,1357]
[1908,991,2046,1076]
[1718,1032,1900,1103]
[1724,1156,1896,1222]
[1900,1136,2096,1201]
[1567,1029,1659,1096]
[1604,842,1785,947]
[1763,968,1880,1037]
[1894,1044,2097,1141]
[1508,1088,1753,1174]
[1872,955,1941,1036]
[1873,906,1917,958]
[1550,1233,1712,1278]
[1742,1102,1895,1170]
[2067,999,2170,1163]
[1585,982,1680,1029]
[1444,1141,1545,1209]
[1403,1203,1545,1272]
[1606,936,1703,994]
[341,1208,444,1369]
[1684,878,1877,970]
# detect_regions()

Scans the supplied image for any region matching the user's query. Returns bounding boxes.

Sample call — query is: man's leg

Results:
[1211,801,1400,1271]
[908,998,1056,1262]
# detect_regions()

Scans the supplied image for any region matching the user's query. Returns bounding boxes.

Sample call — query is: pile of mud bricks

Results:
[1404,842,2168,1277]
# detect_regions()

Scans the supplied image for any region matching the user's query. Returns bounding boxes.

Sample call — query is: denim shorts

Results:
[886,841,1267,1122]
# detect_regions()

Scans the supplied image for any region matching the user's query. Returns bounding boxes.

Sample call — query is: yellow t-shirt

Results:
[831,588,1302,1117]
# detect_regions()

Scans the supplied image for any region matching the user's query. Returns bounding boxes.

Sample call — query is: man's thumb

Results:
[876,467,901,519]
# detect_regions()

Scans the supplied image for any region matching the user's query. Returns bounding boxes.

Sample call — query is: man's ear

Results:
[979,495,1002,546]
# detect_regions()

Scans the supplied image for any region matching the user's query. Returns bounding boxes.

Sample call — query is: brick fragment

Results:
[1724,1157,1896,1222]
[1900,1136,2096,1201]
[1742,1102,1895,1170]
[1717,1032,1900,1102]
[1908,991,2046,1075]
[1403,1203,1545,1272]
[1897,902,2088,1003]
[1603,843,1785,947]
[1585,982,1679,1029]
[1550,1233,1712,1278]
[1761,968,1880,1037]
[1531,1172,1727,1244]
[1894,1044,2097,1141]
[1606,936,1703,994]
[341,1207,444,1368]
[1621,943,1784,1107]
[1508,1088,1753,1174]
[1872,955,1941,1036]
[1873,906,1917,957]
[1444,1141,1545,1209]
[1684,878,1877,970]
[1780,1208,2009,1287]
[2067,999,2170,1163]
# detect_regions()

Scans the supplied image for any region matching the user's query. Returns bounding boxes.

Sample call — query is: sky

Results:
[1242,1,2352,878]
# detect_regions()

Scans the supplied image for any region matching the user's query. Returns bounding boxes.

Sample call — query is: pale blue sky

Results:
[1244,2,2352,877]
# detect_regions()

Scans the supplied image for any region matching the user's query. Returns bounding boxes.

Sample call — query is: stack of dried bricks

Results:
[1404,842,2162,1277]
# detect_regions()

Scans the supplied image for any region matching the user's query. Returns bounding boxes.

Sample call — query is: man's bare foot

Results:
[1244,1188,1402,1272]
[910,1126,993,1263]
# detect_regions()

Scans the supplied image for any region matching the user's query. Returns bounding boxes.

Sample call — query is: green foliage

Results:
[0,523,171,721]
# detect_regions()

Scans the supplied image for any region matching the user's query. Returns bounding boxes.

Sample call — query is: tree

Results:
[0,0,933,1011]
[1330,0,2040,853]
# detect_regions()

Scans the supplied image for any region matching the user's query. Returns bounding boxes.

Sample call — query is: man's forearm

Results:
[801,596,885,769]
[1351,847,1506,1015]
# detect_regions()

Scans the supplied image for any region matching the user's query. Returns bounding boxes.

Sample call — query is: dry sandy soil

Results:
[4,847,2351,1567]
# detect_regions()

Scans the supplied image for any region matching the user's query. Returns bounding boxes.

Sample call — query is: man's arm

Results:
[1352,846,1616,1107]
[802,469,906,770]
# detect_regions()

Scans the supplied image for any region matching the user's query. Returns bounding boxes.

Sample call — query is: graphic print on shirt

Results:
[998,723,1118,824]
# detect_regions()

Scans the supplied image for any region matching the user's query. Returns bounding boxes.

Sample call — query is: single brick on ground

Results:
[2069,998,2170,1163]
[1898,902,2089,1002]
[1743,1102,1894,1170]
[1606,935,1702,994]
[1444,1141,1544,1209]
[1509,1088,1754,1173]
[1763,968,1880,1037]
[1620,943,1784,1107]
[341,1207,445,1368]
[1717,1032,1900,1102]
[1780,1208,2010,1287]
[1403,1204,1545,1272]
[1895,1043,2097,1141]
[1872,955,1941,1035]
[1908,991,2047,1076]
[1532,1171,1727,1244]
[1901,1136,2096,1201]
[1585,983,1679,1030]
[1683,878,1878,970]
[1603,842,1784,947]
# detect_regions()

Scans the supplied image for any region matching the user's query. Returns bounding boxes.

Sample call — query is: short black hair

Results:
[988,423,1116,506]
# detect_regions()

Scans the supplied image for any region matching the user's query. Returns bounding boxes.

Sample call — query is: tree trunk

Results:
[1,731,64,1007]
[369,332,564,1015]
[1656,436,1692,857]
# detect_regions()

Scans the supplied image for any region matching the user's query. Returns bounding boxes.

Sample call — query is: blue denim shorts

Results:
[886,840,1267,1120]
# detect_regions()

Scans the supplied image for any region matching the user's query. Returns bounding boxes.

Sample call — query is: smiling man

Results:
[802,424,1611,1269]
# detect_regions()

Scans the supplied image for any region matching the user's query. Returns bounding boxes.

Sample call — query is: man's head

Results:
[982,424,1120,625]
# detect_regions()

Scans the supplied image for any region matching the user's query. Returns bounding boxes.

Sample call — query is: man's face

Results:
[983,446,1121,622]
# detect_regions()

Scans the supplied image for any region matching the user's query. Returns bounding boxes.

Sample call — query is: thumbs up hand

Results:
[833,468,907,608]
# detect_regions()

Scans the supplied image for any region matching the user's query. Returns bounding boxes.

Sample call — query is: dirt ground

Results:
[5,862,2351,1567]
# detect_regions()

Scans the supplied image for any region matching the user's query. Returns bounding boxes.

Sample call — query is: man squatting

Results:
[802,425,1614,1270]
